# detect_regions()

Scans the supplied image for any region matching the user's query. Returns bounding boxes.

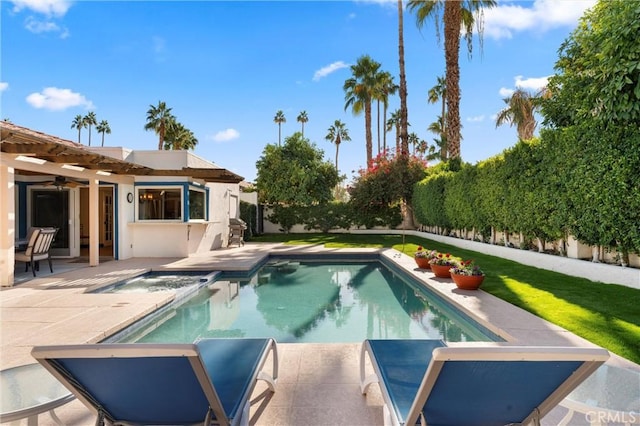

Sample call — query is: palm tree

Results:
[83,112,97,146]
[96,120,111,147]
[408,0,496,160]
[375,72,398,153]
[164,120,198,150]
[408,132,420,154]
[495,88,541,140]
[296,111,308,137]
[397,0,409,157]
[144,101,174,150]
[386,110,401,154]
[344,55,381,166]
[325,120,351,172]
[71,114,86,144]
[427,75,447,160]
[274,110,286,146]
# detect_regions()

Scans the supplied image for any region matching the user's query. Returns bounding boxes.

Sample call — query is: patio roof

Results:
[0,122,244,183]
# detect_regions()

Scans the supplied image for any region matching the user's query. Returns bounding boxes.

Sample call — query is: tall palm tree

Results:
[495,88,541,140]
[96,120,111,147]
[83,111,97,146]
[397,0,409,157]
[408,132,420,154]
[408,0,496,160]
[344,55,381,166]
[386,110,401,154]
[427,75,447,160]
[71,114,86,144]
[325,120,351,172]
[274,110,286,146]
[375,72,398,153]
[296,111,308,137]
[144,101,174,150]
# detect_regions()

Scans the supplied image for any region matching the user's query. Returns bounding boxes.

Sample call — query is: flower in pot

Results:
[450,260,485,290]
[414,246,437,269]
[428,253,456,278]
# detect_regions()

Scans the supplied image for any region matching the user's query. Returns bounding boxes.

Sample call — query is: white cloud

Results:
[313,61,349,82]
[212,128,240,142]
[0,82,8,92]
[483,0,596,39]
[26,87,94,111]
[25,16,58,32]
[11,0,71,17]
[499,87,514,97]
[514,75,549,91]
[467,115,485,122]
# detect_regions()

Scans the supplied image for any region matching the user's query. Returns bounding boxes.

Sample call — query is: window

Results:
[138,188,182,221]
[188,189,206,220]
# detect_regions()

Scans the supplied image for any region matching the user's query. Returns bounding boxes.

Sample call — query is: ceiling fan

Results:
[32,176,86,188]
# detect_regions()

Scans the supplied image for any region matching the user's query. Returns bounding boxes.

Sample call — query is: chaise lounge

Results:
[360,339,609,426]
[32,338,279,426]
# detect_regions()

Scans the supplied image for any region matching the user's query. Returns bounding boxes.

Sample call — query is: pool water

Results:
[114,260,500,344]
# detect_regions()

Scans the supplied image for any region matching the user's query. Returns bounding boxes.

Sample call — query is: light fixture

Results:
[96,170,111,176]
[61,164,85,172]
[15,155,46,165]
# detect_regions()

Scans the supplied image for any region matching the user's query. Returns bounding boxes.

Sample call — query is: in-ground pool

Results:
[110,257,501,344]
[95,271,216,294]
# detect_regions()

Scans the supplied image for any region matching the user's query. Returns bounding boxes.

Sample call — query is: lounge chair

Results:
[15,227,58,276]
[359,339,609,426]
[32,338,279,426]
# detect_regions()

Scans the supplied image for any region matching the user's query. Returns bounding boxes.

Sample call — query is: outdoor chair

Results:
[14,227,58,277]
[359,339,609,426]
[32,338,279,426]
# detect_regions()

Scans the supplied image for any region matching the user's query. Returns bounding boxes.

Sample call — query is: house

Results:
[0,122,244,286]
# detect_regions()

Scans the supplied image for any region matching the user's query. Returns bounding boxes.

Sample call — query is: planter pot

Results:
[430,264,452,278]
[451,273,485,290]
[415,257,431,269]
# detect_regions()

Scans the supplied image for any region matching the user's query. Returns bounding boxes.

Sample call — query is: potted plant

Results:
[414,246,437,269]
[428,253,456,278]
[450,260,485,290]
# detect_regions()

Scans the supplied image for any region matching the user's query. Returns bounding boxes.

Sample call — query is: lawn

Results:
[252,233,640,364]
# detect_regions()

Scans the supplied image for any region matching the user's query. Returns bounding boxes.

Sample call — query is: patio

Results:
[1,243,638,425]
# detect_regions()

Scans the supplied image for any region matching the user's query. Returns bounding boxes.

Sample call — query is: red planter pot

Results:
[451,273,485,290]
[430,264,452,278]
[415,257,431,269]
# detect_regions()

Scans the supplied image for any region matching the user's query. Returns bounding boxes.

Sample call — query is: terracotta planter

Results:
[430,263,452,278]
[451,273,485,290]
[415,257,431,269]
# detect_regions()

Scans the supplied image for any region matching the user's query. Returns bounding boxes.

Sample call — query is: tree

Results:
[408,0,496,159]
[83,112,97,146]
[408,132,420,155]
[427,75,447,160]
[274,110,286,146]
[386,110,401,153]
[255,132,340,205]
[344,55,381,166]
[296,111,308,137]
[96,120,111,147]
[144,101,174,150]
[397,0,409,157]
[375,71,398,153]
[164,120,198,150]
[495,89,541,140]
[71,114,86,144]
[325,119,351,172]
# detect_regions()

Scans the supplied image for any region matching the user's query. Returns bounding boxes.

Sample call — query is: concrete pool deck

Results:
[1,243,639,425]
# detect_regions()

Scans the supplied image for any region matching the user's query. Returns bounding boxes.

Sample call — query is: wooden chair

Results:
[15,227,58,276]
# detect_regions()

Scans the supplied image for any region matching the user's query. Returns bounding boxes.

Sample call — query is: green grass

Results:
[252,233,640,364]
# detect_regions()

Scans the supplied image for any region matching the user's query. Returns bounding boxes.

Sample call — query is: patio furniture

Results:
[32,338,279,426]
[228,218,247,247]
[360,339,609,426]
[14,227,58,276]
[0,363,75,425]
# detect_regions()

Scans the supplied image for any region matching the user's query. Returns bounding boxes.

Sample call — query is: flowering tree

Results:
[348,150,427,228]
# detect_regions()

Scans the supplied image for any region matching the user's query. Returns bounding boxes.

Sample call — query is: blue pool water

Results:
[95,271,215,294]
[112,259,500,344]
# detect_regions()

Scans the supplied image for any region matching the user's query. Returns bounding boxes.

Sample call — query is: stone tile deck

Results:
[1,243,638,425]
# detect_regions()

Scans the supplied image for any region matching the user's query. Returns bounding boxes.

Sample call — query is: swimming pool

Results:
[110,257,501,344]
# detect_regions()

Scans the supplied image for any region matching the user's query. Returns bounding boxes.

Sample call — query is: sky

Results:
[1,0,596,183]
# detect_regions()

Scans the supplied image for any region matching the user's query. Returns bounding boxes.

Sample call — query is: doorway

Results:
[31,189,70,257]
[79,187,114,258]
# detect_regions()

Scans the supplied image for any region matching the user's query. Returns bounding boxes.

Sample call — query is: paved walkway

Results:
[1,243,638,425]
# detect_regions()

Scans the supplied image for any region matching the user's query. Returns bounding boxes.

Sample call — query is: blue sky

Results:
[1,0,595,183]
